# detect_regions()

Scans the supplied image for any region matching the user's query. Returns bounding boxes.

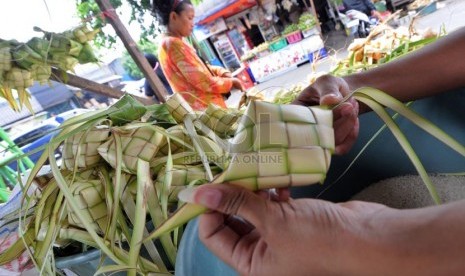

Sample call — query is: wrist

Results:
[336,206,408,275]
[341,75,367,114]
[347,202,465,275]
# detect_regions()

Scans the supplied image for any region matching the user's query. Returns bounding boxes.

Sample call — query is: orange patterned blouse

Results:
[158,36,233,110]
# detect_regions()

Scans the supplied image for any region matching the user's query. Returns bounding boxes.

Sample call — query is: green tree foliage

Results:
[122,39,158,80]
[329,0,343,6]
[75,0,160,48]
[75,0,205,78]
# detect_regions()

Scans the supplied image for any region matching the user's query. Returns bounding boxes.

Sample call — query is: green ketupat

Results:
[0,25,100,111]
[62,125,111,170]
[98,125,166,174]
[145,97,335,241]
[48,34,83,57]
[26,37,51,59]
[12,44,45,70]
[199,104,242,138]
[49,53,79,72]
[70,25,100,44]
[34,26,83,57]
[4,67,34,111]
[77,43,99,64]
[67,168,109,233]
[30,63,52,85]
[155,164,222,204]
[0,44,12,73]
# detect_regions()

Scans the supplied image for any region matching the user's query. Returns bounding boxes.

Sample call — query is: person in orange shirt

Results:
[152,0,245,110]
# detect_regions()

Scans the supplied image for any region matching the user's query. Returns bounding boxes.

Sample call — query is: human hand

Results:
[292,74,360,154]
[232,78,245,92]
[222,71,232,78]
[187,184,388,276]
[371,10,383,22]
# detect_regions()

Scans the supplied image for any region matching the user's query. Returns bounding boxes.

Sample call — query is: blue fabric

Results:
[176,218,237,276]
[144,53,173,101]
[343,0,376,15]
[175,88,465,275]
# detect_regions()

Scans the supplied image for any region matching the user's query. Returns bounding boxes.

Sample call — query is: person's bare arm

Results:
[344,27,465,102]
[186,184,465,275]
[293,27,465,153]
[356,199,465,275]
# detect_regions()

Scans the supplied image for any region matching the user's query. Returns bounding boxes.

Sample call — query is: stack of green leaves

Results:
[0,24,100,112]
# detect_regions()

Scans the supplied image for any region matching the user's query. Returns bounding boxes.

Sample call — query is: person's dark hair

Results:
[151,0,193,26]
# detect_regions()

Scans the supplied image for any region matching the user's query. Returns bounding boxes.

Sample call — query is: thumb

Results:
[180,184,269,228]
[320,92,344,106]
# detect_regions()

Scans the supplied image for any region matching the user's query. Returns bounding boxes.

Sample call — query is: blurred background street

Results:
[227,0,465,105]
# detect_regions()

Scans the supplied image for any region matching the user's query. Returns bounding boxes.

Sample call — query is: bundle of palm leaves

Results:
[0,24,99,112]
[0,92,334,275]
[2,82,465,275]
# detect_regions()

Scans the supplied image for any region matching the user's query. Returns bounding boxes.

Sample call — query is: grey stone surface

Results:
[352,174,465,209]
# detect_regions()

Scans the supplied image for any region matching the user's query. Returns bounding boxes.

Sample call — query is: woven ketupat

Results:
[5,67,33,90]
[69,25,100,44]
[199,104,242,138]
[98,126,165,174]
[67,170,108,233]
[0,46,12,72]
[166,93,196,123]
[220,100,334,189]
[156,125,192,156]
[62,125,111,170]
[29,64,51,85]
[145,99,335,240]
[156,165,222,203]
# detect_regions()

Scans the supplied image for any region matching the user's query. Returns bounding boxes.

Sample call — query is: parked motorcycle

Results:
[338,9,378,38]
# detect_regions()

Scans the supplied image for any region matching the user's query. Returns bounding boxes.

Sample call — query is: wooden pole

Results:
[308,0,322,34]
[50,68,154,106]
[95,0,169,103]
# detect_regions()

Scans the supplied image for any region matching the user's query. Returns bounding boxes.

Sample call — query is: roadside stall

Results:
[192,0,258,89]
[242,10,326,83]
[193,0,327,84]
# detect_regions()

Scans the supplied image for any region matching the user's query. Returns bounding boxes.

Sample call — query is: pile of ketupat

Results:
[0,92,335,275]
[0,24,99,111]
[268,25,444,105]
[0,24,463,276]
[331,25,443,77]
[3,84,464,275]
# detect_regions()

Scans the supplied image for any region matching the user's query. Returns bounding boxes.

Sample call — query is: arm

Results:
[344,27,465,103]
[186,184,465,275]
[293,27,465,154]
[209,65,232,78]
[209,65,245,90]
[358,199,465,275]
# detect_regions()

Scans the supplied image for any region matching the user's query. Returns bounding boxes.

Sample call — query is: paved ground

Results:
[226,0,465,107]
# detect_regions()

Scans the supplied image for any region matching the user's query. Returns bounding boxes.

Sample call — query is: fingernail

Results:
[323,94,347,107]
[178,186,222,209]
[321,93,339,103]
[323,92,339,98]
[197,187,222,209]
[178,187,196,203]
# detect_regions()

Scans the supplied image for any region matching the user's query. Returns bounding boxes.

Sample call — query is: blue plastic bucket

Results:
[307,48,328,62]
